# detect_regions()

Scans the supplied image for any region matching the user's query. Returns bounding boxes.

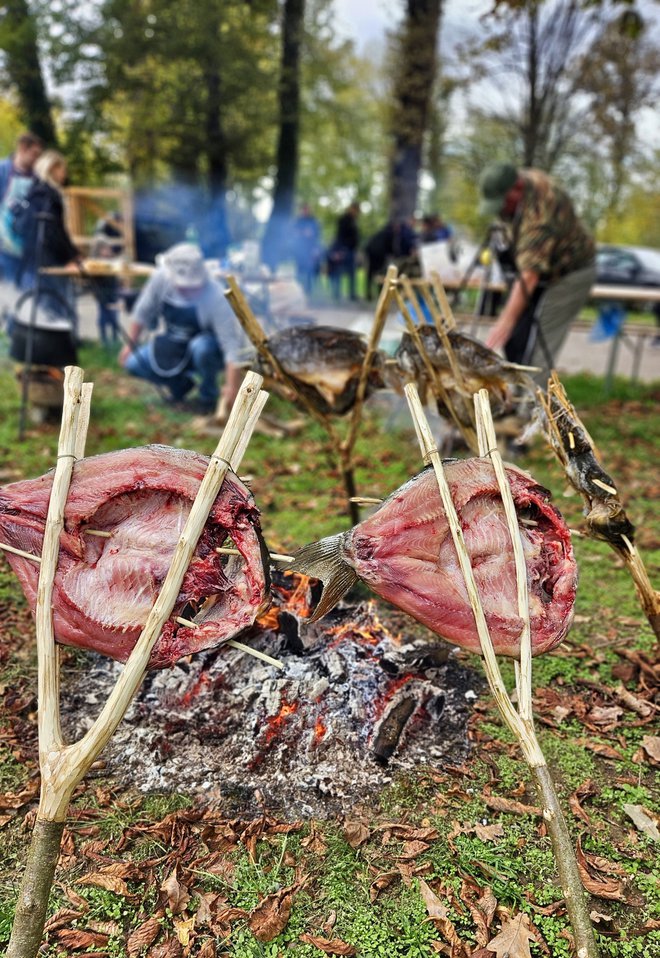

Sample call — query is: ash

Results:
[61,577,481,818]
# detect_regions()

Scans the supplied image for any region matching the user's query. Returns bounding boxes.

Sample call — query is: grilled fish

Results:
[0,445,269,669]
[394,327,536,426]
[290,459,577,657]
[254,325,385,416]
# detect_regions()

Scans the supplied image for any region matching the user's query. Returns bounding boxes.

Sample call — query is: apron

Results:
[147,302,201,377]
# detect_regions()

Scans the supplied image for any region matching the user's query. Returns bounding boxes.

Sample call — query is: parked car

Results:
[596,245,660,288]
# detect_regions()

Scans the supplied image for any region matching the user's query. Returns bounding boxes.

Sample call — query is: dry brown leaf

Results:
[486,914,535,958]
[247,887,294,942]
[399,839,431,860]
[577,738,625,761]
[641,735,660,764]
[419,879,469,956]
[126,916,162,957]
[568,779,598,824]
[196,940,216,958]
[173,915,195,947]
[64,887,89,910]
[343,820,370,848]
[160,867,190,915]
[369,870,400,902]
[147,936,183,958]
[76,871,133,898]
[474,824,504,842]
[484,796,540,817]
[43,908,84,934]
[623,803,660,842]
[586,705,624,728]
[54,928,110,950]
[299,933,357,955]
[300,823,328,855]
[576,838,627,900]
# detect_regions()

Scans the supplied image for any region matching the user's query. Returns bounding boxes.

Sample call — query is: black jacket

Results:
[20,179,79,274]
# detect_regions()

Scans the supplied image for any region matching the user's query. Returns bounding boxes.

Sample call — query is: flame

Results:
[373,674,416,720]
[262,696,299,745]
[313,714,327,744]
[256,572,315,631]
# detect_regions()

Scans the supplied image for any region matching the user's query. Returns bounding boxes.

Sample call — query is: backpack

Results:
[0,176,34,258]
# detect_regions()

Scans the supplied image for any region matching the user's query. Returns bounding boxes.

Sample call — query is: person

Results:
[19,149,81,322]
[90,211,123,345]
[118,242,244,413]
[479,162,595,382]
[364,218,418,300]
[0,132,44,285]
[419,213,452,243]
[290,203,322,296]
[327,202,360,301]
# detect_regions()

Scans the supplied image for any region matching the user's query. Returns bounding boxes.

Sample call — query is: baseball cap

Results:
[158,243,208,288]
[478,163,519,219]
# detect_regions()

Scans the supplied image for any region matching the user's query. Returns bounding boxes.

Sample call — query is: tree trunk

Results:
[1,0,57,143]
[204,66,231,256]
[389,0,443,222]
[261,0,305,270]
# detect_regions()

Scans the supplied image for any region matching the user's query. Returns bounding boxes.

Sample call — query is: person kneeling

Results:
[118,243,243,414]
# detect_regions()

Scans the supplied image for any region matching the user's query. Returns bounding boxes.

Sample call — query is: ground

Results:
[0,342,658,958]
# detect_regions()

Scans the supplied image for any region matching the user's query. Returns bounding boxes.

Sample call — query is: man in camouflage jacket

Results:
[479,163,595,382]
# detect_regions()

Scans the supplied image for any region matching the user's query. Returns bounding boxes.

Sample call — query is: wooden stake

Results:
[403,383,599,958]
[7,370,268,958]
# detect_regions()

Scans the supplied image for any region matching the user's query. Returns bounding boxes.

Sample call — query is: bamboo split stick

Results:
[403,383,599,958]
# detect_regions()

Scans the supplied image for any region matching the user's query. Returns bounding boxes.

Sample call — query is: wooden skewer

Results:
[591,477,617,496]
[349,496,383,505]
[84,529,113,538]
[215,546,294,563]
[174,616,283,669]
[0,542,41,563]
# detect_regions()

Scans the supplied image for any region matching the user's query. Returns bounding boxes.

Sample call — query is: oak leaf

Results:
[486,914,535,958]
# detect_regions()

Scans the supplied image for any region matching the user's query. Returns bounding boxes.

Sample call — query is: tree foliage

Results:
[0,0,56,142]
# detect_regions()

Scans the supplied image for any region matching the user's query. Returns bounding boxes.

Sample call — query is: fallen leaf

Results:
[44,908,84,933]
[160,867,190,915]
[623,803,660,842]
[419,879,449,920]
[147,936,183,958]
[343,820,370,848]
[299,933,357,955]
[76,871,133,898]
[576,838,627,900]
[247,887,294,942]
[484,796,541,816]
[54,928,110,950]
[474,824,504,842]
[196,941,216,958]
[577,738,625,761]
[487,913,535,958]
[641,735,660,764]
[369,870,400,902]
[568,779,598,824]
[174,915,195,947]
[419,880,469,956]
[127,916,162,957]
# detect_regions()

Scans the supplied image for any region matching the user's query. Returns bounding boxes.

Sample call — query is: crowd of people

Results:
[1,127,600,416]
[288,201,455,303]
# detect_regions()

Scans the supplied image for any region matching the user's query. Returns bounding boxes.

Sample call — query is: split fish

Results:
[290,459,577,657]
[0,445,269,669]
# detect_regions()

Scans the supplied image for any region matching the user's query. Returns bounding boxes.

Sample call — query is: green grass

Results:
[0,339,658,956]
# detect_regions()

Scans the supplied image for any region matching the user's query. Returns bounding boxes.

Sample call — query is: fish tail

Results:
[288,533,358,622]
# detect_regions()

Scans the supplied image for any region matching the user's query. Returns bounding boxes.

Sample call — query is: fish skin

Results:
[394,327,536,425]
[291,460,577,657]
[256,325,385,416]
[0,445,268,669]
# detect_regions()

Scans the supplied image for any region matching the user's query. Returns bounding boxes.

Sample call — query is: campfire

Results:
[61,572,481,817]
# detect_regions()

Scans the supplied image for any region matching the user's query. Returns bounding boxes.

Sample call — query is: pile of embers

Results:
[62,573,481,817]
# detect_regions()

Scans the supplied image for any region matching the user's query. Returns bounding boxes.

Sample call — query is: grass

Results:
[0,338,658,956]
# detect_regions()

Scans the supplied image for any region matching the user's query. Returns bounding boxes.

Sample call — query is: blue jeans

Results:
[124,331,224,405]
[0,251,22,286]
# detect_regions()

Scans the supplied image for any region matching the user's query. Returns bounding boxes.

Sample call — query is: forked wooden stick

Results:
[224,271,398,524]
[7,369,269,958]
[404,383,599,958]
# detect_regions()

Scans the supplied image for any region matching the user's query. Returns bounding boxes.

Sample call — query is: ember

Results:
[60,573,481,817]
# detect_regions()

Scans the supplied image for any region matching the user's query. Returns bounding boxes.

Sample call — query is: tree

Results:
[261,0,306,269]
[0,0,57,142]
[388,0,443,221]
